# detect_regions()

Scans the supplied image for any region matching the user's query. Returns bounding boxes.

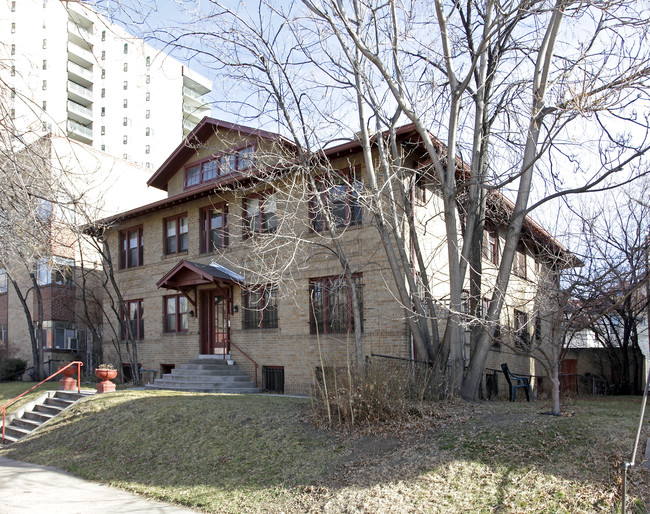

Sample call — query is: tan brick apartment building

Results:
[95,117,565,394]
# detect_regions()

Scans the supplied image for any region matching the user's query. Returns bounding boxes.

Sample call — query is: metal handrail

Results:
[230,342,259,388]
[1,361,83,443]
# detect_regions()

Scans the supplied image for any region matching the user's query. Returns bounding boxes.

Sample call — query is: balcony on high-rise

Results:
[67,119,93,144]
[67,100,93,124]
[67,80,93,106]
[67,61,93,88]
[67,41,94,68]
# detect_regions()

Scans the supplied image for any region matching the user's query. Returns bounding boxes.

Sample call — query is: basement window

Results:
[263,366,284,393]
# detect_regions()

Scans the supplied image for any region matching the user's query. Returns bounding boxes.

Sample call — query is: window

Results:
[513,245,527,279]
[101,30,106,41]
[42,80,47,90]
[42,59,46,69]
[164,295,189,333]
[42,321,77,349]
[101,88,105,98]
[11,23,15,34]
[120,299,143,340]
[243,193,277,237]
[10,44,15,55]
[101,144,105,151]
[309,274,363,334]
[0,325,6,348]
[146,74,150,84]
[123,135,128,144]
[11,1,15,12]
[123,117,128,126]
[123,154,128,160]
[263,366,284,393]
[101,126,105,135]
[123,98,127,107]
[483,227,499,265]
[146,56,151,66]
[123,62,128,72]
[10,66,15,77]
[200,205,228,253]
[514,309,529,351]
[42,101,47,111]
[123,80,128,90]
[119,227,143,269]
[164,214,188,254]
[184,154,237,189]
[0,269,7,294]
[42,39,46,49]
[10,109,15,120]
[145,109,150,119]
[145,127,150,136]
[146,92,150,101]
[36,257,74,286]
[123,43,128,54]
[311,172,362,231]
[101,69,105,79]
[145,145,150,154]
[101,50,105,61]
[243,285,278,329]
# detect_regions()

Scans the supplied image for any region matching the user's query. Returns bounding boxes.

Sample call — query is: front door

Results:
[200,287,231,355]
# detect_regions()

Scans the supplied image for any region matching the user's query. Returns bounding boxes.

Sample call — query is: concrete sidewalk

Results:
[0,457,197,513]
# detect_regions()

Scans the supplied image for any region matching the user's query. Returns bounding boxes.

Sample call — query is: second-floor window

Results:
[121,299,144,340]
[200,205,228,253]
[36,256,74,286]
[243,193,277,237]
[514,309,529,351]
[513,246,527,279]
[164,214,188,255]
[483,227,499,265]
[311,173,362,231]
[119,227,143,269]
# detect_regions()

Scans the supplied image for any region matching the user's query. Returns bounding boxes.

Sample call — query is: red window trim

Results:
[183,144,256,190]
[200,204,228,253]
[118,226,143,269]
[309,274,363,335]
[163,294,189,333]
[310,167,363,232]
[120,299,144,340]
[163,213,188,255]
[242,284,278,329]
[243,191,277,239]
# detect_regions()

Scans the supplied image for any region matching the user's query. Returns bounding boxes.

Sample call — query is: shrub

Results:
[311,358,445,428]
[0,358,28,381]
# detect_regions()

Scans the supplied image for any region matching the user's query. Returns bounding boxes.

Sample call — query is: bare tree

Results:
[99,0,650,399]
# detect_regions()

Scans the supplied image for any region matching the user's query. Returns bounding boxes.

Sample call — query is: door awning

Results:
[156,260,244,290]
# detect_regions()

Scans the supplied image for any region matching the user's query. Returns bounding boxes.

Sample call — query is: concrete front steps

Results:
[2,389,93,445]
[145,358,261,393]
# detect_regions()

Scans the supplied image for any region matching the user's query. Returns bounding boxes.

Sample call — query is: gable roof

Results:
[156,260,244,290]
[147,117,295,192]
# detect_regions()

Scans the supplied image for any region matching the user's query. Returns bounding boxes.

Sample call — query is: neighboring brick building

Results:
[95,117,568,395]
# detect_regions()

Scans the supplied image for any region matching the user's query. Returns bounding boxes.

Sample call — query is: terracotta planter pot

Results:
[95,368,117,393]
[95,368,117,381]
[58,366,77,378]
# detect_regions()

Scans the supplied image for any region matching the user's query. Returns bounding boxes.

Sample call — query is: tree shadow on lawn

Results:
[0,391,646,512]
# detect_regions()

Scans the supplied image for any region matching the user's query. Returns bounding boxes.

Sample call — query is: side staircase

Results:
[146,358,261,393]
[2,390,92,445]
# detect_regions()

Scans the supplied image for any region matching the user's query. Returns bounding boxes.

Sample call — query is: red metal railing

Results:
[230,342,259,388]
[1,361,83,443]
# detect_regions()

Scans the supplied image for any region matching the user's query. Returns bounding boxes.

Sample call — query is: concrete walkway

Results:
[0,457,197,513]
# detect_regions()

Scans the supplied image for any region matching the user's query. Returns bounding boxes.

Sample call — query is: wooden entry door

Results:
[200,287,232,356]
[560,359,578,395]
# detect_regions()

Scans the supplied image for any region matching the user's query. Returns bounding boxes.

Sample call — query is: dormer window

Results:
[183,145,255,190]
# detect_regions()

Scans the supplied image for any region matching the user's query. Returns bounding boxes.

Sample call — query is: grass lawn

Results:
[1,388,648,513]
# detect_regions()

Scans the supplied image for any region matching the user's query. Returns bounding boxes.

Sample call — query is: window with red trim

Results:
[243,193,277,238]
[164,295,189,333]
[309,274,363,334]
[310,173,362,231]
[119,227,143,269]
[184,146,254,190]
[242,285,278,329]
[483,227,499,265]
[200,205,228,253]
[164,214,188,255]
[120,299,144,340]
